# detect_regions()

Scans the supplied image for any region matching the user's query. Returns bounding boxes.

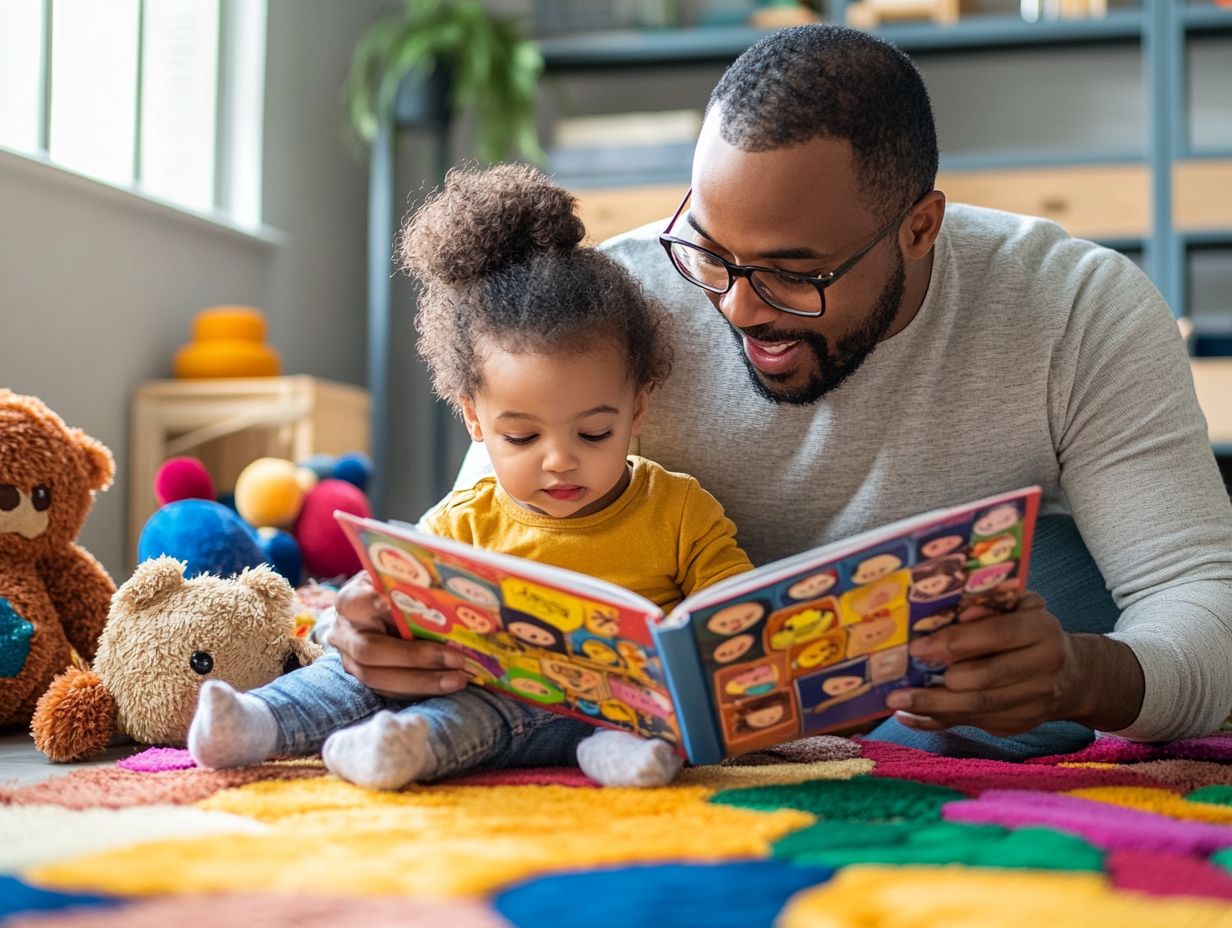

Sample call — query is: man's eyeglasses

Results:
[658,188,918,318]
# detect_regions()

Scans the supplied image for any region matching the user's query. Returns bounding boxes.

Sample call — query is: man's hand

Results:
[327,573,470,699]
[884,591,1144,735]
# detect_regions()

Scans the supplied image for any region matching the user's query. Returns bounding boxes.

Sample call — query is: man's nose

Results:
[718,277,782,330]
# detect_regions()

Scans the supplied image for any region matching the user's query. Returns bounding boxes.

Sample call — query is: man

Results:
[332,24,1232,755]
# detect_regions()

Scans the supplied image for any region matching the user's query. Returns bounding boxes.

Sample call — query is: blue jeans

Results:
[251,650,596,779]
[865,513,1122,759]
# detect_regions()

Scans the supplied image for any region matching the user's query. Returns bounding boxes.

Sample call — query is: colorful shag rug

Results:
[5,734,1232,926]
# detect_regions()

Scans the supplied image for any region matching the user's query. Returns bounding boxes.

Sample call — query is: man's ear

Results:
[630,385,652,437]
[460,397,484,442]
[902,190,945,260]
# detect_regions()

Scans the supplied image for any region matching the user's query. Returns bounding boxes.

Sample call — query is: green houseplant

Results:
[344,0,544,163]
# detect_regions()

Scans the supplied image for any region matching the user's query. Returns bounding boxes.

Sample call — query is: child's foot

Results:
[187,679,278,769]
[322,711,438,790]
[577,729,683,787]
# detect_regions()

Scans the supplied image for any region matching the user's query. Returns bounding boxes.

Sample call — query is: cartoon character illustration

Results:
[791,630,846,672]
[850,550,904,585]
[705,600,767,636]
[585,606,622,638]
[796,659,874,722]
[438,564,500,607]
[840,572,908,624]
[390,589,448,631]
[909,554,967,602]
[916,520,971,561]
[718,660,782,700]
[911,608,956,633]
[541,657,608,701]
[965,579,1022,614]
[504,667,565,704]
[766,599,839,651]
[726,692,796,744]
[616,640,651,679]
[371,542,434,587]
[785,569,838,601]
[501,608,569,654]
[454,604,500,634]
[966,561,1016,594]
[973,503,1021,537]
[711,633,756,665]
[970,533,1018,567]
[868,645,909,682]
[578,636,624,668]
[845,613,902,657]
[598,699,638,727]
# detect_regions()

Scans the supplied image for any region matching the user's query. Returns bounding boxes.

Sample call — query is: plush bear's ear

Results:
[238,564,295,614]
[116,556,186,612]
[72,428,116,492]
[31,668,118,762]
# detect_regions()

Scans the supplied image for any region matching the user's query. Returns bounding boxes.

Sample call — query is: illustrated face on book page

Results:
[461,340,651,519]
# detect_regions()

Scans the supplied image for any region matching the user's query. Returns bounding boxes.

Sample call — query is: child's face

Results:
[462,341,651,519]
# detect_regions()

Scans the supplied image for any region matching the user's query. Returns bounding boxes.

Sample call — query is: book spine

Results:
[651,620,725,765]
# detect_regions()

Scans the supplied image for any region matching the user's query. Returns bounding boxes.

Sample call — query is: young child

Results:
[187,164,753,789]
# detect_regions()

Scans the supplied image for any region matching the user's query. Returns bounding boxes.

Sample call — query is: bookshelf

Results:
[365,0,1232,510]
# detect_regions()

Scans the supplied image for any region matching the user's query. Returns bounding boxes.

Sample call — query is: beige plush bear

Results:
[32,556,322,762]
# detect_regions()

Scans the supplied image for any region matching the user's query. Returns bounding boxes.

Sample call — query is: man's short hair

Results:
[710,24,939,220]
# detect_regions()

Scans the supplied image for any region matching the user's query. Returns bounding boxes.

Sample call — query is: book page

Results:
[336,514,683,748]
[671,488,1041,757]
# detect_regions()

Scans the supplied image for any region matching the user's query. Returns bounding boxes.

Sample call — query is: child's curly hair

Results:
[397,164,673,411]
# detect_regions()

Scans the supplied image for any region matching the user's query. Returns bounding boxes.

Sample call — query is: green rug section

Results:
[771,819,1104,871]
[1187,785,1232,807]
[709,776,964,824]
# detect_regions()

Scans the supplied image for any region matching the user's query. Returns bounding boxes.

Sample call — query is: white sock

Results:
[576,729,683,787]
[322,710,438,790]
[187,679,279,769]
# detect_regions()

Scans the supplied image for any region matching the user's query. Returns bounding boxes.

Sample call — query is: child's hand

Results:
[328,573,470,699]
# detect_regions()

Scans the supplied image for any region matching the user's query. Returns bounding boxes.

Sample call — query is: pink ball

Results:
[154,456,216,505]
[293,478,372,579]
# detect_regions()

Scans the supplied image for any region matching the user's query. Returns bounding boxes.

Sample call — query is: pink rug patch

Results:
[117,748,197,773]
[1028,734,1232,766]
[447,766,599,787]
[0,761,326,809]
[944,789,1232,856]
[858,740,1172,796]
[1106,849,1232,900]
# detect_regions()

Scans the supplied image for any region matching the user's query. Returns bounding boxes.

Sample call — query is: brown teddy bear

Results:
[0,389,115,728]
[33,556,322,762]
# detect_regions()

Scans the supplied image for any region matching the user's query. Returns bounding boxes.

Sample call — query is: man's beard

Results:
[728,250,906,406]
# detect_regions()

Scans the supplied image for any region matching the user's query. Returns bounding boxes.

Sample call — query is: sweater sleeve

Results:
[676,479,756,596]
[1047,249,1232,740]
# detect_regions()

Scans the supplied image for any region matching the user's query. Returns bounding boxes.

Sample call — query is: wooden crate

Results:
[128,376,370,566]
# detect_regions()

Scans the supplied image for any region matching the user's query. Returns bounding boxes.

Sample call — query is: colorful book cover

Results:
[336,485,1041,764]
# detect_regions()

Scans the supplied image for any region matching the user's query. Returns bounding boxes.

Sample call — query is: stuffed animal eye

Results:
[0,485,17,511]
[31,485,51,512]
[189,651,214,675]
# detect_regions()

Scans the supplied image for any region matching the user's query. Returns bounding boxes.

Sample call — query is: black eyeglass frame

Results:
[658,188,919,318]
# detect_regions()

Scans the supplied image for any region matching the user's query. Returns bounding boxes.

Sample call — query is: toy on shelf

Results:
[846,0,959,29]
[32,557,322,762]
[0,390,115,727]
[137,452,374,584]
[173,306,281,379]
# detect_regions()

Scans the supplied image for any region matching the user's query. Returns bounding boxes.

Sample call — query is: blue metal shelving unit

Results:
[365,0,1232,510]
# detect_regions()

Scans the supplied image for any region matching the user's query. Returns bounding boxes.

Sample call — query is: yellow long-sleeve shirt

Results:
[422,456,752,612]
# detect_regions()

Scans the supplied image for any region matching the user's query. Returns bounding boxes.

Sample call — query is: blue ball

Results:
[331,451,373,492]
[297,453,336,482]
[257,527,304,586]
[138,499,264,578]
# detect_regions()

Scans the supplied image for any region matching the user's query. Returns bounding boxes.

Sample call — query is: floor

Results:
[0,729,137,786]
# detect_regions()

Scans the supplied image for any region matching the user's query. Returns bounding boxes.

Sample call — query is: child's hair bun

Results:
[399,164,585,285]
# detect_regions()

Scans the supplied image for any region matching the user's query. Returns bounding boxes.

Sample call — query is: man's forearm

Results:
[1064,633,1145,732]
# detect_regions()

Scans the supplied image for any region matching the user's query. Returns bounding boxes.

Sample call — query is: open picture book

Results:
[335,486,1041,764]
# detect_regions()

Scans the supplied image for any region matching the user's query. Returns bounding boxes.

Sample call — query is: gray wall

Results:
[0,0,387,580]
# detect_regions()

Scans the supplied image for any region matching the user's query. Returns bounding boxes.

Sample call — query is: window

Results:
[0,0,267,228]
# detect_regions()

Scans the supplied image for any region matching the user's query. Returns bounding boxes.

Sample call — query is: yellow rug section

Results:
[29,777,814,898]
[778,865,1232,928]
[1066,786,1232,824]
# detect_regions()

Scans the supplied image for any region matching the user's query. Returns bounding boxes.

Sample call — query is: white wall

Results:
[0,0,387,580]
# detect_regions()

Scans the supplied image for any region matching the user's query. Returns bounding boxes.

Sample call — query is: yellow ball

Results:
[234,457,305,528]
